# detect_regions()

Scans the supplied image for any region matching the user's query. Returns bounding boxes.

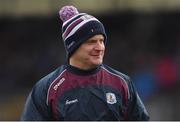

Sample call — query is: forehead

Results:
[88,34,104,41]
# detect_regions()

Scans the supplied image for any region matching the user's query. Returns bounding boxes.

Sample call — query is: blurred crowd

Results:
[0,11,180,120]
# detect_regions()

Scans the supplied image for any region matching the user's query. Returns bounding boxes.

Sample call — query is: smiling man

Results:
[21,5,149,121]
[70,34,105,70]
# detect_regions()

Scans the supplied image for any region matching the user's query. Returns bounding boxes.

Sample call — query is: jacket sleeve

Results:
[20,79,52,120]
[127,78,150,120]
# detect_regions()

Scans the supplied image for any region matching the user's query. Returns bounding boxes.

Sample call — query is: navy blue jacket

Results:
[21,64,149,121]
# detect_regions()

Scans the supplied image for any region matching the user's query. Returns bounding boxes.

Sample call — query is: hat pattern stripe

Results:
[62,13,86,31]
[63,18,83,40]
[64,18,99,40]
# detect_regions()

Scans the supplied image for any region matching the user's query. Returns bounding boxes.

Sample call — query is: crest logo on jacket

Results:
[106,92,117,104]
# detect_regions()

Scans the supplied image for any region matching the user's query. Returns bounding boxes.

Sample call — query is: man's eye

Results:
[100,40,104,44]
[87,40,96,44]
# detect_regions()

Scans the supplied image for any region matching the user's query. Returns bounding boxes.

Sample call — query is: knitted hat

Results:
[59,5,107,58]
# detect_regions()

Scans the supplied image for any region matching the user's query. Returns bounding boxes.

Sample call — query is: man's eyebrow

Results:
[87,39,96,42]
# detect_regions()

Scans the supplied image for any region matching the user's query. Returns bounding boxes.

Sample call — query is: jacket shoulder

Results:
[31,65,67,107]
[36,65,67,88]
[102,64,131,82]
[21,65,67,120]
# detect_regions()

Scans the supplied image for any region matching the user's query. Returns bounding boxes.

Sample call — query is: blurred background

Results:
[0,0,180,120]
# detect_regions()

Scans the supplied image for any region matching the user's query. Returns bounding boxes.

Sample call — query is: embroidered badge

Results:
[106,92,117,104]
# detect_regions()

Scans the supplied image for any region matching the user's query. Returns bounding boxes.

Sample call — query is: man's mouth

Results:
[91,54,101,56]
[91,55,102,59]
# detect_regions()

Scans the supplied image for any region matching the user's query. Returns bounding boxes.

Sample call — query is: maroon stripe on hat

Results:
[63,18,83,40]
[62,13,86,32]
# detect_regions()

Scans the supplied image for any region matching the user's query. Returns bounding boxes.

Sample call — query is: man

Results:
[21,5,149,121]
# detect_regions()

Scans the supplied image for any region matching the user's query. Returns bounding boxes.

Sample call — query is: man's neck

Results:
[69,58,97,70]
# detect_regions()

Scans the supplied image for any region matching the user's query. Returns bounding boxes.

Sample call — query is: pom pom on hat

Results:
[59,6,79,22]
[59,5,107,59]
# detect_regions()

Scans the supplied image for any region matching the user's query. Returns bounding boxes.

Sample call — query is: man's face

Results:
[70,34,105,70]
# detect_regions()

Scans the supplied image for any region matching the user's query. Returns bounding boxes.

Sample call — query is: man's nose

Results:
[94,40,105,50]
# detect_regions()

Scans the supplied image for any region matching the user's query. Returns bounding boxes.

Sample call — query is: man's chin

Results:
[91,60,103,66]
